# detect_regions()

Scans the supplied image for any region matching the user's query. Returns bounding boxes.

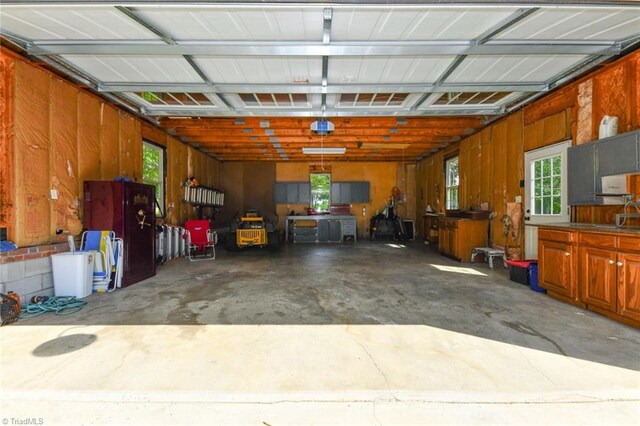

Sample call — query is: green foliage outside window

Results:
[143,142,164,216]
[310,173,331,212]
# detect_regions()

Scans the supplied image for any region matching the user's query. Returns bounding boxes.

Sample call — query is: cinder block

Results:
[24,257,53,277]
[0,261,26,283]
[23,287,54,304]
[41,273,54,291]
[4,275,42,300]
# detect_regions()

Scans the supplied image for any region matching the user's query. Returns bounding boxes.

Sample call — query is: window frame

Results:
[142,139,167,217]
[530,154,563,216]
[310,173,331,213]
[445,155,459,210]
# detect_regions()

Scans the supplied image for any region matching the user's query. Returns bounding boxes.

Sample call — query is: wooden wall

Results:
[275,161,400,237]
[216,162,277,225]
[416,50,640,254]
[1,50,220,246]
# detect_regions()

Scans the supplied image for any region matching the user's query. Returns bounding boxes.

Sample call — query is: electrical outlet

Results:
[515,195,522,203]
[50,189,58,200]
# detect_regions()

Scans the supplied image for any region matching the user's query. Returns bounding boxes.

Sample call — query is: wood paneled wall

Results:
[416,50,640,254]
[1,51,220,246]
[274,161,400,237]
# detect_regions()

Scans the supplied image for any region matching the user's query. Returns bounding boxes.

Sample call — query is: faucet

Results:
[616,195,640,228]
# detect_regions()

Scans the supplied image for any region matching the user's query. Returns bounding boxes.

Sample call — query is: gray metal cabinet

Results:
[351,182,370,203]
[274,182,288,204]
[274,182,310,204]
[318,219,342,242]
[568,143,600,205]
[598,131,640,176]
[331,182,370,203]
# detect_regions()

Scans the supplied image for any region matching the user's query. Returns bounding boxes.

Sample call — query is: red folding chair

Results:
[184,220,216,261]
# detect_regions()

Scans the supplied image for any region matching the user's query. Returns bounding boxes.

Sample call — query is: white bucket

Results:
[51,252,94,298]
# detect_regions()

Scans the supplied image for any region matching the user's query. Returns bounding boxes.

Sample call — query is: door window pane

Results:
[531,154,562,217]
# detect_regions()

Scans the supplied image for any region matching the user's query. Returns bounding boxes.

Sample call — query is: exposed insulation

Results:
[594,62,630,136]
[49,77,81,235]
[100,105,120,179]
[479,128,492,205]
[118,112,138,180]
[0,53,15,234]
[1,51,222,245]
[142,123,168,147]
[77,92,102,199]
[524,110,570,152]
[490,120,508,249]
[14,61,50,246]
[576,79,593,145]
[524,84,577,126]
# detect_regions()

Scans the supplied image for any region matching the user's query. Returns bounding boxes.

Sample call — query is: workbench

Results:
[285,215,357,243]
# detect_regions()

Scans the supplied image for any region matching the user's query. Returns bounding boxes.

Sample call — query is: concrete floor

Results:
[1,242,639,425]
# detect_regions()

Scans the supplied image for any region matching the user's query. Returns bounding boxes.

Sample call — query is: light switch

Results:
[50,189,58,200]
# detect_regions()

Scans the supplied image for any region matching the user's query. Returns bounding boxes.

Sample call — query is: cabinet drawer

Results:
[294,234,317,243]
[294,228,317,236]
[579,232,617,249]
[539,228,576,243]
[619,236,640,253]
[341,223,356,234]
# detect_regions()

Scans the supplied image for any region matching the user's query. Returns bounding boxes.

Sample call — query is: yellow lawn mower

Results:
[226,209,280,251]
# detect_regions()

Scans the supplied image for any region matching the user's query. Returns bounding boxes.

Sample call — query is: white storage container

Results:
[51,252,94,298]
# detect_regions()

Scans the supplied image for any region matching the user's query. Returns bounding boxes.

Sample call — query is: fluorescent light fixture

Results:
[302,147,346,155]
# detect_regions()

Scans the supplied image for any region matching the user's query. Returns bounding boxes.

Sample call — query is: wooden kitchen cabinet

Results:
[539,226,640,328]
[579,246,617,312]
[538,237,579,304]
[422,214,440,245]
[617,252,640,322]
[438,218,487,262]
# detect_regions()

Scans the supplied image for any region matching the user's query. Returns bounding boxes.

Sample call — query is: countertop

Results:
[533,222,640,235]
[286,215,356,220]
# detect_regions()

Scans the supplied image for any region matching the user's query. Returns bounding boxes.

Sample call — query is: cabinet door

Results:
[329,220,342,242]
[448,227,458,258]
[567,143,600,205]
[579,246,617,311]
[274,183,287,204]
[538,240,576,299]
[439,225,449,254]
[598,132,640,176]
[317,219,329,242]
[352,182,370,203]
[617,252,640,321]
[331,183,341,203]
[298,183,310,204]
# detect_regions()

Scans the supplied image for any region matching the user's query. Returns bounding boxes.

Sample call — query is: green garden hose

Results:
[19,296,87,319]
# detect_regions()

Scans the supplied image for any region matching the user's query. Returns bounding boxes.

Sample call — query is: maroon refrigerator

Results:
[83,181,156,286]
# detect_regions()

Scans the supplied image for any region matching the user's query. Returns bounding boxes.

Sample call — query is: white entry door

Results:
[524,140,571,259]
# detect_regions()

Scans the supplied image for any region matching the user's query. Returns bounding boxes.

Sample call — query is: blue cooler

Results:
[529,262,546,293]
